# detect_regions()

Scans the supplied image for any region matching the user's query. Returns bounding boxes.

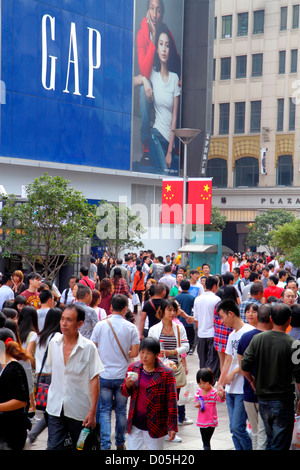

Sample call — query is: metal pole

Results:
[182,143,187,249]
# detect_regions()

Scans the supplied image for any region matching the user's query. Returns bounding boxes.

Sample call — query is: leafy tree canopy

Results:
[0,173,97,280]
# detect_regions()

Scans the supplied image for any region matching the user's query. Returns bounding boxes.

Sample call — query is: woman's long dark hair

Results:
[18,306,39,344]
[153,23,181,76]
[38,308,62,347]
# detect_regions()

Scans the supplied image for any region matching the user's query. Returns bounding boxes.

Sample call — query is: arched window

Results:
[234,157,259,187]
[207,158,228,187]
[277,155,293,186]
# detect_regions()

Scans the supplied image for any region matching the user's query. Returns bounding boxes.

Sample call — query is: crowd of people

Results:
[0,247,300,451]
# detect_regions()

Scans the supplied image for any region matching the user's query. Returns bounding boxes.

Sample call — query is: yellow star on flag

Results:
[203,184,210,192]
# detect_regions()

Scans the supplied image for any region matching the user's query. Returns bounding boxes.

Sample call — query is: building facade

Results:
[0,0,214,263]
[209,0,300,252]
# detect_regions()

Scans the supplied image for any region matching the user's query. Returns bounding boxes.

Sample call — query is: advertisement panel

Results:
[0,0,133,171]
[131,0,184,176]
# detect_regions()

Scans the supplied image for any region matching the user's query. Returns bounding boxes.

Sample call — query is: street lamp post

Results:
[172,128,201,262]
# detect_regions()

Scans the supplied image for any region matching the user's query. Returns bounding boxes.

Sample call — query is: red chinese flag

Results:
[161,179,184,224]
[186,179,212,225]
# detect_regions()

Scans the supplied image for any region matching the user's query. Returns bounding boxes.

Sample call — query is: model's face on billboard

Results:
[148,0,163,26]
[157,33,170,64]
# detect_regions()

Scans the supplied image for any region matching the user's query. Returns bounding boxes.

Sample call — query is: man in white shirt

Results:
[60,275,78,307]
[193,276,221,381]
[37,289,54,331]
[216,299,254,451]
[91,294,140,450]
[46,303,104,450]
[159,265,176,291]
[0,273,14,309]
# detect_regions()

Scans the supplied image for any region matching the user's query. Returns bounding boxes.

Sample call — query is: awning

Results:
[178,244,218,254]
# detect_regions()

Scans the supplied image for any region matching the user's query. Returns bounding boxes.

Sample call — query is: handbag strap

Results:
[107,320,127,361]
[177,324,181,348]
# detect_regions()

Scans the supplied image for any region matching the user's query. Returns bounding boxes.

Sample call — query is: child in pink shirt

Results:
[194,368,225,450]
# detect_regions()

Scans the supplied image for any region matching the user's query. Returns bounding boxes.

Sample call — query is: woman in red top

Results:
[121,337,178,450]
[99,278,113,316]
[132,265,145,313]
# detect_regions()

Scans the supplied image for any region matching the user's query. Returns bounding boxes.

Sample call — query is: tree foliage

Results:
[204,205,227,232]
[270,218,300,267]
[247,209,295,252]
[95,200,145,258]
[0,173,97,280]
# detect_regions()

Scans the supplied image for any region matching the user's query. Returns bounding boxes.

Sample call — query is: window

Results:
[277,155,293,186]
[237,12,248,36]
[279,50,286,74]
[234,102,245,134]
[214,17,217,39]
[250,101,261,133]
[234,157,259,187]
[293,4,299,29]
[207,158,227,188]
[280,6,288,30]
[211,104,214,135]
[289,97,296,130]
[277,98,284,131]
[213,58,216,81]
[222,15,232,38]
[291,49,298,73]
[253,10,264,34]
[252,53,263,77]
[219,103,230,135]
[220,57,231,80]
[236,55,247,78]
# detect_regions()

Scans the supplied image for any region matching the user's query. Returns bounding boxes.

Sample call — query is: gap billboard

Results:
[0,0,134,171]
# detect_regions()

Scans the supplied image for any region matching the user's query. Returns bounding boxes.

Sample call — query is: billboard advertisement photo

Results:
[131,0,184,176]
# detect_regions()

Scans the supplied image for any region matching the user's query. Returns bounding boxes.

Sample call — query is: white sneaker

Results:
[165,434,182,443]
[179,418,193,426]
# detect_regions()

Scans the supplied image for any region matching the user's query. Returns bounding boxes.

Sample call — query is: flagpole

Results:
[172,128,201,264]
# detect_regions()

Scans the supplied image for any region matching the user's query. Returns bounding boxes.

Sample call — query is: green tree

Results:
[204,205,227,232]
[0,173,97,280]
[247,209,295,252]
[95,200,145,258]
[270,218,300,267]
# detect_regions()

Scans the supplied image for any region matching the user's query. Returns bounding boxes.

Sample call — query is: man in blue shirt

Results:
[175,280,195,353]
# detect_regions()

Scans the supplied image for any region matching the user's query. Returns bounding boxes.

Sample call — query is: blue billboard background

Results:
[0,0,133,171]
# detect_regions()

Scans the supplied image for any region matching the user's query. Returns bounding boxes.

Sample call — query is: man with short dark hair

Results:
[159,265,176,290]
[91,295,139,450]
[21,272,42,309]
[175,279,195,352]
[139,282,166,339]
[79,266,95,290]
[194,276,221,381]
[75,284,99,339]
[152,255,165,282]
[263,275,284,302]
[37,289,54,331]
[239,282,264,322]
[0,273,14,309]
[241,303,300,450]
[46,303,104,450]
[216,299,254,451]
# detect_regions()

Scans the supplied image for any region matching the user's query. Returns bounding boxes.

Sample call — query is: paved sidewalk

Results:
[25,351,234,451]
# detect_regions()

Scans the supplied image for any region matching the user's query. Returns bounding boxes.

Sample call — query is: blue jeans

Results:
[149,128,179,174]
[226,393,252,450]
[97,377,128,450]
[258,400,295,450]
[139,85,152,148]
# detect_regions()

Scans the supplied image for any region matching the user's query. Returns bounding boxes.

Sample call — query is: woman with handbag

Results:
[27,307,62,445]
[121,337,178,450]
[148,298,189,443]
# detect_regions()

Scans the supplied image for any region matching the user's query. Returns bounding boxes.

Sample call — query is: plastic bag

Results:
[177,381,195,406]
[291,416,300,450]
[132,293,140,306]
